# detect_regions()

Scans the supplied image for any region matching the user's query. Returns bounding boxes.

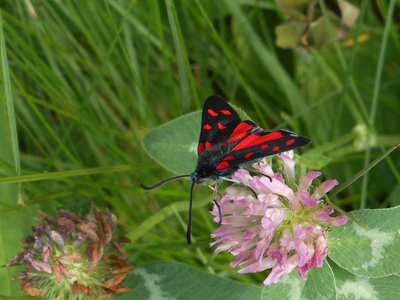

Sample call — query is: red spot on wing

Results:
[205,141,212,149]
[208,109,218,117]
[220,109,232,115]
[244,152,254,159]
[225,122,254,143]
[203,124,212,130]
[218,122,227,130]
[260,144,269,149]
[231,131,285,151]
[216,161,230,169]
[272,146,280,152]
[223,155,235,161]
[198,142,204,154]
[285,138,295,146]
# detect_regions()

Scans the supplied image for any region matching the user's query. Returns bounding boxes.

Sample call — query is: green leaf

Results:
[261,261,335,299]
[115,261,262,300]
[275,21,307,49]
[142,105,252,175]
[328,206,400,277]
[142,111,200,175]
[299,153,331,169]
[331,260,400,300]
[308,14,342,50]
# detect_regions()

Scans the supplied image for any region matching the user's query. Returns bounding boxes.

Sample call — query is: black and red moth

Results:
[141,95,311,244]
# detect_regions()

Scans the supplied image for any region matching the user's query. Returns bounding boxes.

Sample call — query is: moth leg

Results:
[208,178,222,223]
[207,179,223,198]
[218,177,241,184]
[239,182,257,198]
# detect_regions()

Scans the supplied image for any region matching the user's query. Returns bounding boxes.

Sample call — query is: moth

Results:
[141,96,311,243]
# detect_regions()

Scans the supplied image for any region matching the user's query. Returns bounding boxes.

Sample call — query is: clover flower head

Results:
[210,151,347,285]
[7,207,134,299]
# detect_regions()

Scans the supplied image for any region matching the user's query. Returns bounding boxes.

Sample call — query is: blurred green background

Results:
[1,0,399,297]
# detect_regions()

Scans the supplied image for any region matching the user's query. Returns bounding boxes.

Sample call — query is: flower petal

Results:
[279,229,294,252]
[313,234,328,268]
[297,240,314,268]
[260,177,293,199]
[328,215,348,226]
[313,206,335,221]
[238,257,276,274]
[300,171,321,190]
[278,152,296,182]
[261,208,286,231]
[316,179,339,198]
[231,169,252,186]
[263,254,299,285]
[297,189,319,208]
[254,236,272,265]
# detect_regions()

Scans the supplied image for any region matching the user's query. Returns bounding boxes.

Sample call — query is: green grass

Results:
[1,0,400,297]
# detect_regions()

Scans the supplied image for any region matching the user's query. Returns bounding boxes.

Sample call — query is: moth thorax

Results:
[194,145,236,179]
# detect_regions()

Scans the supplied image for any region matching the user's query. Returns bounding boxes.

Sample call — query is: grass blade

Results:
[360,0,397,208]
[0,165,134,185]
[165,0,193,112]
[331,142,400,198]
[0,11,28,296]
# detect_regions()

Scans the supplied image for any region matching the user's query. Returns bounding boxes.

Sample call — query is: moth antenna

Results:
[186,181,195,244]
[140,174,191,191]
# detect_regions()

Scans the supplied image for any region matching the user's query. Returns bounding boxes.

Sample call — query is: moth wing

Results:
[197,96,242,155]
[215,129,311,170]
